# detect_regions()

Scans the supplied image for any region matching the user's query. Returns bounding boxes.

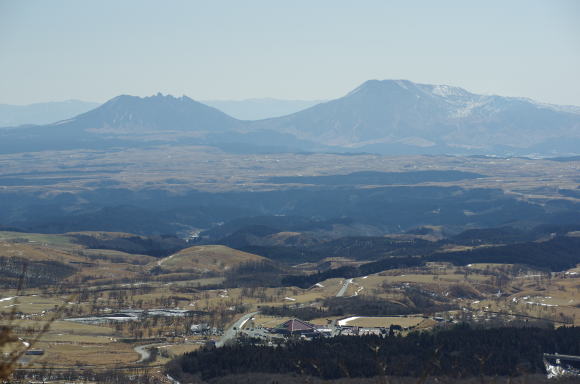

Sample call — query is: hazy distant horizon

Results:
[1,0,579,106]
[3,77,580,109]
[0,96,326,107]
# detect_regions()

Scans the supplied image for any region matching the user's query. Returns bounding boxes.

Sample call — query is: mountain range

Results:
[2,80,580,156]
[0,98,324,128]
[0,100,99,127]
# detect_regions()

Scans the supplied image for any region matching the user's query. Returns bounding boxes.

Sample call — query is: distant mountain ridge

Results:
[1,80,580,156]
[0,100,99,127]
[202,98,324,120]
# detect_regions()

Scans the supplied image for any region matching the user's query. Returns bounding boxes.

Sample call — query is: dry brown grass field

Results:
[149,245,267,273]
[0,232,77,249]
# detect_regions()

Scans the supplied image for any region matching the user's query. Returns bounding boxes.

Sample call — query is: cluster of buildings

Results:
[237,317,413,344]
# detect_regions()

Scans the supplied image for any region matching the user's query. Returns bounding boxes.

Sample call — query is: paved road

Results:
[242,327,275,341]
[336,278,353,297]
[216,311,259,347]
[134,342,168,363]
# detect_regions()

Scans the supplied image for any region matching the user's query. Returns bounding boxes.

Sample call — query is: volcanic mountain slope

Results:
[0,93,241,153]
[67,93,239,133]
[247,79,580,153]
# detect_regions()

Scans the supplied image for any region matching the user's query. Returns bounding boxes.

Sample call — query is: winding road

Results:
[216,311,259,347]
[134,343,154,363]
[133,342,169,363]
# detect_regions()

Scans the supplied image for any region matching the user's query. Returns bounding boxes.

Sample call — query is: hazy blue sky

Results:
[1,0,579,105]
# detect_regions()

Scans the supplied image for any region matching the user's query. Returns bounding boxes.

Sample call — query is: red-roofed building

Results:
[277,318,316,334]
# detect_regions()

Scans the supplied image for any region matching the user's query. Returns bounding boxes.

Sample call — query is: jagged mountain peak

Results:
[102,92,198,107]
[32,92,241,137]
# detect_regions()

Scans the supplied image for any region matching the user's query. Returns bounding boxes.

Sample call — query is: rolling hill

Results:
[151,245,267,274]
[0,231,157,288]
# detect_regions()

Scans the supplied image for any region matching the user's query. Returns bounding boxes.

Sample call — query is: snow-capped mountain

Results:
[247,80,580,153]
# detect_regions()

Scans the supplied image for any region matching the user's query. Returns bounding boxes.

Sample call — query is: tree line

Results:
[167,325,580,381]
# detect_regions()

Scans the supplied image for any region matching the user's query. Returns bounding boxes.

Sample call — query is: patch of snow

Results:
[0,297,16,302]
[450,100,488,118]
[394,80,409,90]
[430,84,467,97]
[338,316,361,326]
[516,274,543,279]
[532,100,580,115]
[525,301,557,307]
